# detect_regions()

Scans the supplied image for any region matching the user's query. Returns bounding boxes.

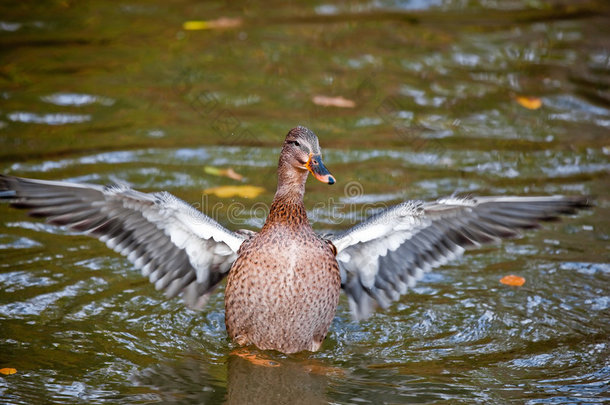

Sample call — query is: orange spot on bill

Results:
[312,95,356,108]
[0,368,17,375]
[500,275,526,287]
[515,96,542,110]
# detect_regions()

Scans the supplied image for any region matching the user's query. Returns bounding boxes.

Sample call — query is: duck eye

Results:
[288,140,300,147]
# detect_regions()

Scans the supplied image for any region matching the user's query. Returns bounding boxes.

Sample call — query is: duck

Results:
[0,126,589,354]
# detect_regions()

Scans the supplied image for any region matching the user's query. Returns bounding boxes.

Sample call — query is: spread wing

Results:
[0,174,248,310]
[329,195,589,320]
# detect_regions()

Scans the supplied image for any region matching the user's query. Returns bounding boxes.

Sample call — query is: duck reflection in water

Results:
[131,349,333,404]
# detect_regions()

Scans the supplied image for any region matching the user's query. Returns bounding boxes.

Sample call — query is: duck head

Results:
[282,126,335,185]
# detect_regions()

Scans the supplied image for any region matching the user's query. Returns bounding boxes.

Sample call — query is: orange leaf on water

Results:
[231,348,280,368]
[312,95,356,108]
[500,275,526,287]
[515,96,542,110]
[0,368,17,375]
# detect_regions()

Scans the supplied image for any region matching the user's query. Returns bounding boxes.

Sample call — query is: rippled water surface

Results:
[1,1,609,403]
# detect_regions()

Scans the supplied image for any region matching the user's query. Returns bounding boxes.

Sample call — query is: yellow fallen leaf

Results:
[183,17,243,31]
[204,166,244,181]
[204,166,222,176]
[0,368,17,375]
[204,185,265,198]
[516,96,542,110]
[312,95,356,108]
[500,275,526,287]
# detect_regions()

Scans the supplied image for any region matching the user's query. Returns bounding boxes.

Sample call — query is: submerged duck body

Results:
[0,126,589,354]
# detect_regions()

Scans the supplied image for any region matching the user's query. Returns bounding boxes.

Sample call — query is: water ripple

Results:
[7,112,91,125]
[41,93,115,107]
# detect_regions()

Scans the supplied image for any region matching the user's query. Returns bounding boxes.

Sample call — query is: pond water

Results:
[1,0,609,403]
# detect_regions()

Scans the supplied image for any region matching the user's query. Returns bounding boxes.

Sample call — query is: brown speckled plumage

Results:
[225,127,341,353]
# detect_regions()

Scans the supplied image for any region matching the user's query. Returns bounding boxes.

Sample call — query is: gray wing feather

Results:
[0,174,247,310]
[330,195,589,320]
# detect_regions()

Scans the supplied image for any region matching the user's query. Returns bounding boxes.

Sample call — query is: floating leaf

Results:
[232,348,280,368]
[0,368,17,375]
[516,96,542,110]
[500,275,526,286]
[312,95,356,108]
[224,168,243,181]
[183,17,243,31]
[204,185,264,198]
[204,166,243,181]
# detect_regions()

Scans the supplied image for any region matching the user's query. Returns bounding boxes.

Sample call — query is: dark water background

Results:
[0,1,609,403]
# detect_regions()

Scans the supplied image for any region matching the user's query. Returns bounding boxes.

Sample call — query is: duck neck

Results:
[263,157,311,230]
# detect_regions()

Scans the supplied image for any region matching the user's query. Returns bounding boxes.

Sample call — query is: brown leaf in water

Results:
[312,95,356,108]
[0,368,17,375]
[232,348,280,368]
[204,166,244,181]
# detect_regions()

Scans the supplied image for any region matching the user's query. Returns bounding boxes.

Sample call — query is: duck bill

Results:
[306,154,335,185]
